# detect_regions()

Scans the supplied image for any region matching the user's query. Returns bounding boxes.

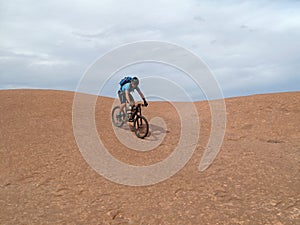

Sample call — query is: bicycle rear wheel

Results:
[133,116,149,139]
[112,106,125,127]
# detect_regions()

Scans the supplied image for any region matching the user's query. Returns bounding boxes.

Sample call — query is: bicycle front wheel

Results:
[133,116,149,139]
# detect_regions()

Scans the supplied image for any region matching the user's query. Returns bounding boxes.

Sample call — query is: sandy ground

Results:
[0,89,299,224]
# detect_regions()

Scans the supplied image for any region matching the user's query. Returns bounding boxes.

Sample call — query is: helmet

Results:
[131,77,139,85]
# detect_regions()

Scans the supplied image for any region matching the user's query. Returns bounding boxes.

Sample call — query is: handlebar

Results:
[135,103,147,108]
[128,102,147,107]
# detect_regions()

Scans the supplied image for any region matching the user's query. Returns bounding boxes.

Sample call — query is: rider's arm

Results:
[137,89,145,99]
[137,89,148,106]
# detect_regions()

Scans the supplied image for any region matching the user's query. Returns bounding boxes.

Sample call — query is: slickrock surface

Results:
[0,89,299,224]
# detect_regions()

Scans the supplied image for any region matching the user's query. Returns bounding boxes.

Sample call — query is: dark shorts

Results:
[118,90,134,104]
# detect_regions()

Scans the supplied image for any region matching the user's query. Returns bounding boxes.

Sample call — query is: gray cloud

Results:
[0,0,299,100]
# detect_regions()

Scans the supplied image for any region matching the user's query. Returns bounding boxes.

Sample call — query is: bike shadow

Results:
[121,123,168,142]
[147,123,169,141]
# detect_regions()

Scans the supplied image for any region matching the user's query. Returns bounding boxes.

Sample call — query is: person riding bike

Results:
[118,76,148,121]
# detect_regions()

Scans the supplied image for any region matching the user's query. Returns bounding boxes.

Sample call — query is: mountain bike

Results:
[112,103,149,139]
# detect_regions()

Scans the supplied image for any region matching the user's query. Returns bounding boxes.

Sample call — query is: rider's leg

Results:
[120,102,126,113]
[128,94,135,121]
[118,91,126,113]
[129,94,135,105]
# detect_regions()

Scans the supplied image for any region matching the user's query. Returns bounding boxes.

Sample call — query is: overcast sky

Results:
[1,0,300,101]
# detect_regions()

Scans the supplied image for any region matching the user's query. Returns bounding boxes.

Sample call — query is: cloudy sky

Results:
[1,0,300,101]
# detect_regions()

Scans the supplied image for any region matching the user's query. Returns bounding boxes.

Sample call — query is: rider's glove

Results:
[143,98,148,107]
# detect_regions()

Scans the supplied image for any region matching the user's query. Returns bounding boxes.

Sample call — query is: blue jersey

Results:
[120,82,140,93]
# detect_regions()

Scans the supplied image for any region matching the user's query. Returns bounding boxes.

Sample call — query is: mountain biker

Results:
[118,76,148,121]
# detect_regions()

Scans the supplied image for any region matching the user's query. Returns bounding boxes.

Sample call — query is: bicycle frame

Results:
[131,103,143,120]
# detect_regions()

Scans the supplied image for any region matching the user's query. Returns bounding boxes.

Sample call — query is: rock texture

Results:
[0,89,299,224]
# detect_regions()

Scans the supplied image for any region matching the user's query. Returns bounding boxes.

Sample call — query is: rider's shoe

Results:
[128,118,134,122]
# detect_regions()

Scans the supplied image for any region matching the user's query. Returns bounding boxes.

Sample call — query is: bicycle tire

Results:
[133,115,149,139]
[112,106,125,127]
